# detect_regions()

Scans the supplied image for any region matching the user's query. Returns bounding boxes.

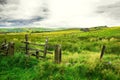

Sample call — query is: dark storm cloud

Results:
[0,16,44,27]
[0,0,7,5]
[96,1,120,20]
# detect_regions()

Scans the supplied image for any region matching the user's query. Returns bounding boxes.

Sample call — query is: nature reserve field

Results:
[0,27,120,80]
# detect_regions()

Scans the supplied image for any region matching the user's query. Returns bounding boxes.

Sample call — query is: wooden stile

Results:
[21,34,55,62]
[1,34,62,64]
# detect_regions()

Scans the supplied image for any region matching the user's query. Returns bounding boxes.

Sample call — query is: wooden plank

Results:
[28,48,52,54]
[100,45,106,60]
[47,51,53,54]
[21,41,45,46]
[39,56,45,58]
[54,44,62,64]
[32,54,44,58]
[21,47,52,54]
[0,45,6,50]
[29,43,45,46]
[21,41,29,44]
[28,48,44,52]
[1,44,8,49]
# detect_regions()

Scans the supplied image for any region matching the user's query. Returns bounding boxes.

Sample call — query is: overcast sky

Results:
[0,0,120,28]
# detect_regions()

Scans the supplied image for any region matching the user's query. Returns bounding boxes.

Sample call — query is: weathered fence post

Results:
[55,44,62,64]
[25,34,29,55]
[8,42,15,56]
[24,34,30,68]
[44,37,48,58]
[100,45,106,60]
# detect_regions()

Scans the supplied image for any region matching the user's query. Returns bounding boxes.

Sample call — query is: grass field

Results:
[0,27,120,80]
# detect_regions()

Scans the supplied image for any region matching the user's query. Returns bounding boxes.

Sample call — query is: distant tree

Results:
[80,28,89,32]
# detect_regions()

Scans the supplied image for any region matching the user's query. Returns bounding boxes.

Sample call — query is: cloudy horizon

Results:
[0,0,120,28]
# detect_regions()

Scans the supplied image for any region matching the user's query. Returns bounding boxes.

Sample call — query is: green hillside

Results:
[0,27,120,80]
[0,28,56,33]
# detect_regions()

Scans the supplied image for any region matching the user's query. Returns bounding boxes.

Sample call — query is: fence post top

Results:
[102,45,106,48]
[25,34,28,36]
[11,42,15,45]
[55,44,61,47]
[46,37,48,41]
[103,45,106,47]
[8,42,14,44]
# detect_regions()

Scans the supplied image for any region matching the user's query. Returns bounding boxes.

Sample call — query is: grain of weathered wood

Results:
[8,42,14,56]
[44,37,48,58]
[55,44,62,64]
[25,34,29,55]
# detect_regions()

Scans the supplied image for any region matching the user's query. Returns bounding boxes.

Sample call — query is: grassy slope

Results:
[0,27,120,80]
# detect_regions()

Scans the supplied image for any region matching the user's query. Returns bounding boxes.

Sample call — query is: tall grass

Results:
[0,27,120,80]
[0,51,120,80]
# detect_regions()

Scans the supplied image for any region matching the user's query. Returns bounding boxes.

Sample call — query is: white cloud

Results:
[0,0,120,28]
[0,0,45,20]
[38,0,120,28]
[39,0,107,28]
[13,0,43,19]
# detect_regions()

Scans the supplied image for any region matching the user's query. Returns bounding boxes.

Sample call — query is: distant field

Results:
[0,27,120,80]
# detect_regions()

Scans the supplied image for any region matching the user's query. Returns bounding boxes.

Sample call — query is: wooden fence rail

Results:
[21,34,49,58]
[0,34,109,64]
[21,34,62,63]
[0,35,62,64]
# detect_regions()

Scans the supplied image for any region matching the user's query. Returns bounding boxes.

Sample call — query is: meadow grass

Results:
[0,27,120,80]
[0,51,120,80]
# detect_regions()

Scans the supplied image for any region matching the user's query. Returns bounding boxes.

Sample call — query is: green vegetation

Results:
[0,27,120,80]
